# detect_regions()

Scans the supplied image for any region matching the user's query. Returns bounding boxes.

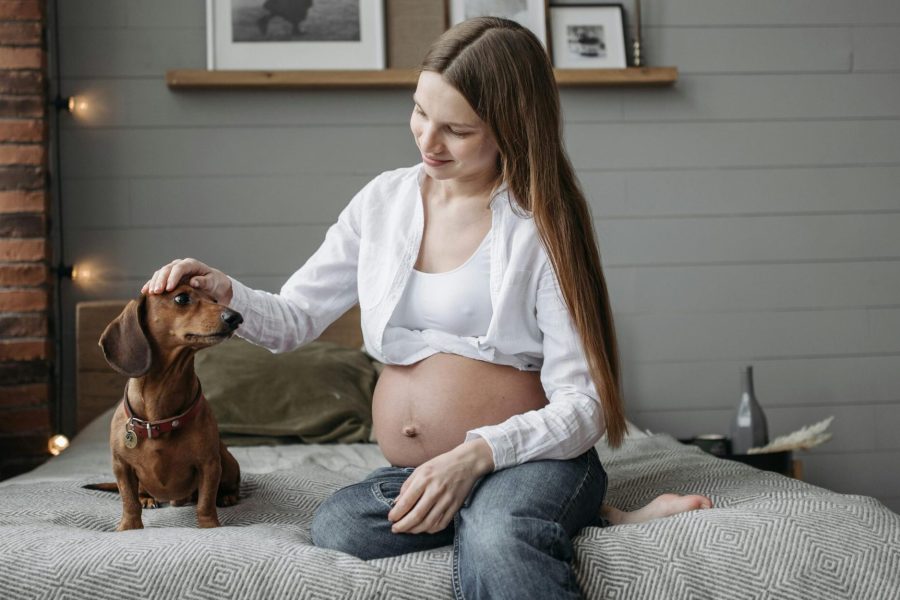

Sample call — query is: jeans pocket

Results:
[372,479,403,509]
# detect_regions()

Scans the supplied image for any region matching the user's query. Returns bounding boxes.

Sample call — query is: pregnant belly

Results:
[372,353,548,467]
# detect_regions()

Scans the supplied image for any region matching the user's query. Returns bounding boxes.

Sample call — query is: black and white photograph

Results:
[567,24,606,58]
[207,0,384,69]
[231,0,360,43]
[549,4,626,68]
[450,0,548,47]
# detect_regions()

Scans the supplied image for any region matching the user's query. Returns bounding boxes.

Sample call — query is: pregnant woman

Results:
[144,17,712,599]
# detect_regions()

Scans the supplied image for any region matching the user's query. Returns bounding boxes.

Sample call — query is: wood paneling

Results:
[59,120,900,179]
[56,0,900,509]
[852,26,900,71]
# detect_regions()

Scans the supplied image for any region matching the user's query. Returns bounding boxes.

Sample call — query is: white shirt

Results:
[228,163,607,471]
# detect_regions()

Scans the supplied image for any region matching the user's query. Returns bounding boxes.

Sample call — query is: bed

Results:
[0,300,897,599]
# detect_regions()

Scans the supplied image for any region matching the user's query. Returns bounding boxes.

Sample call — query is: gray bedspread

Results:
[1,410,897,599]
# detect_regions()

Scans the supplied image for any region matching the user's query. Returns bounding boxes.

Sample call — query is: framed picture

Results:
[449,0,548,48]
[207,0,385,70]
[549,4,627,68]
[386,0,448,68]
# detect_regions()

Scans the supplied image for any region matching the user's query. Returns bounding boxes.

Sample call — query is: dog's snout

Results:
[221,309,243,330]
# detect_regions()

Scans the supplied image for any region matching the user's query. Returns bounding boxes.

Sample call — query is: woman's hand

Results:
[141,258,234,304]
[388,438,494,534]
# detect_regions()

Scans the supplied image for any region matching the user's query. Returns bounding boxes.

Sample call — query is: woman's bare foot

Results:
[600,494,714,525]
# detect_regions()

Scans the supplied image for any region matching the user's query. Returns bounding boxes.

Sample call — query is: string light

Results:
[48,0,72,463]
[52,94,73,113]
[56,263,97,285]
[47,434,70,456]
[51,94,89,116]
[71,264,92,283]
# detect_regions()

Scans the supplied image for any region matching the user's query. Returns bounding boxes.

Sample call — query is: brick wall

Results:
[0,0,52,480]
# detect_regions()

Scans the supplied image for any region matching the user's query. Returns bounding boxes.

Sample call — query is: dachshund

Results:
[88,285,243,530]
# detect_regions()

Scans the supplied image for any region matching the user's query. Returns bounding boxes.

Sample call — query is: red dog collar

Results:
[123,386,205,439]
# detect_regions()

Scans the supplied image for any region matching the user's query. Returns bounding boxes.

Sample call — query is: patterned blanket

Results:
[0,434,897,599]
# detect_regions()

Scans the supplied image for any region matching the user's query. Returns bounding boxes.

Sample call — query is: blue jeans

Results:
[311,447,608,600]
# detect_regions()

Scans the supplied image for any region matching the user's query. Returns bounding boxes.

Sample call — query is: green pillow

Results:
[195,337,377,445]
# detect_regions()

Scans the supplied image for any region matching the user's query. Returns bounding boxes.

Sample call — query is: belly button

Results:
[402,425,418,437]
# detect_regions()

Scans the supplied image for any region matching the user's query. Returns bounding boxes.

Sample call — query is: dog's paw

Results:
[140,496,161,509]
[216,493,239,508]
[197,515,221,528]
[116,518,143,531]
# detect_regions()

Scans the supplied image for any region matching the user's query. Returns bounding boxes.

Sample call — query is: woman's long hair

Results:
[420,17,627,448]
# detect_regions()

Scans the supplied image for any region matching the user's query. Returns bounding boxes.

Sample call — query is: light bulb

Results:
[48,434,70,456]
[71,264,93,282]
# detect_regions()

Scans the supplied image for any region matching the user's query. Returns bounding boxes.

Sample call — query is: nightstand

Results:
[679,438,803,480]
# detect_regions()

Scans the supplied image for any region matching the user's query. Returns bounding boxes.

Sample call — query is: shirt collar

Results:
[491,180,509,203]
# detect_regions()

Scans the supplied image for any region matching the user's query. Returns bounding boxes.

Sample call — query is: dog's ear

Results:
[99,295,152,377]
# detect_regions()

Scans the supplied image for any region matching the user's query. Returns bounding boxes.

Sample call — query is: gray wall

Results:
[57,1,900,513]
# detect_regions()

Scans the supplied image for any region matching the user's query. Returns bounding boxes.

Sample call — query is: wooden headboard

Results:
[75,300,364,433]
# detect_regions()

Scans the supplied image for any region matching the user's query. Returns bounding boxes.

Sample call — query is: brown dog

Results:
[96,284,242,531]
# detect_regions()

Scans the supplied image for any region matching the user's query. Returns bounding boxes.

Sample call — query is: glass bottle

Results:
[730,365,769,454]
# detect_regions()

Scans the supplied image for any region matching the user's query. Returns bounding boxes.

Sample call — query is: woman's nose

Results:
[419,124,442,153]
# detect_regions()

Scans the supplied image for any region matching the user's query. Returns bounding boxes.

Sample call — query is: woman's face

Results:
[410,71,500,185]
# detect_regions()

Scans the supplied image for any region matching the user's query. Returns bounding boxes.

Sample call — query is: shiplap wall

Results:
[56,0,900,513]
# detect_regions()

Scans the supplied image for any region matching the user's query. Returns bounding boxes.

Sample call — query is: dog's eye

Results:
[173,293,191,306]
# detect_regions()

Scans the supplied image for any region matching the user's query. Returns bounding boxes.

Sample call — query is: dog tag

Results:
[124,430,138,449]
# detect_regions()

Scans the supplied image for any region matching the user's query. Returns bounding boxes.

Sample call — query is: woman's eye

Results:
[448,129,466,137]
[174,293,190,306]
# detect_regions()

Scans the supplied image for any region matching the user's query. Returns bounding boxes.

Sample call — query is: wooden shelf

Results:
[165,67,677,90]
[555,67,677,87]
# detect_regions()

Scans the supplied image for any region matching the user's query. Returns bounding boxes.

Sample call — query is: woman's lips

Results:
[423,155,452,167]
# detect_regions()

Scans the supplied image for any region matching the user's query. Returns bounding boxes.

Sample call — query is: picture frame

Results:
[449,0,548,48]
[206,0,385,70]
[548,4,627,69]
[386,0,449,68]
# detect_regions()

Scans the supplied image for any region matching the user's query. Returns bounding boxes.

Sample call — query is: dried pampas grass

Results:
[747,416,834,454]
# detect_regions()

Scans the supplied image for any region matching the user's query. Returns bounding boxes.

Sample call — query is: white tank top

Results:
[387,230,493,337]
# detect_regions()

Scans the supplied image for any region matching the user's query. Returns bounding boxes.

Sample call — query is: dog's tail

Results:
[83,482,119,493]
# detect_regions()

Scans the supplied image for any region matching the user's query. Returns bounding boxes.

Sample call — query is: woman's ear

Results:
[99,295,152,377]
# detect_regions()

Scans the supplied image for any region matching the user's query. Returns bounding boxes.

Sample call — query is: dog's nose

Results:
[221,309,243,330]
